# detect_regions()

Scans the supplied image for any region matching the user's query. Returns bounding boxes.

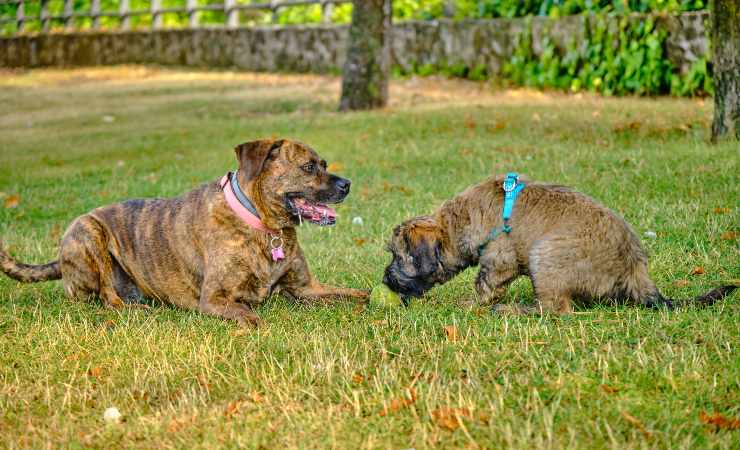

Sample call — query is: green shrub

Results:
[500,14,710,96]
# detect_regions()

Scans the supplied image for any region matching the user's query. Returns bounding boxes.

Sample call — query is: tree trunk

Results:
[711,0,739,142]
[339,0,391,111]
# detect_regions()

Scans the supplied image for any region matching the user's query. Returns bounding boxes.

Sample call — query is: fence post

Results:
[151,0,163,29]
[91,0,100,29]
[63,0,73,29]
[225,0,238,28]
[321,1,333,23]
[16,0,25,32]
[271,1,279,23]
[187,0,199,28]
[119,0,130,30]
[40,0,50,32]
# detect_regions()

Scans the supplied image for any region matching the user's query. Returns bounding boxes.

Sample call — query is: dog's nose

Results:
[335,178,351,194]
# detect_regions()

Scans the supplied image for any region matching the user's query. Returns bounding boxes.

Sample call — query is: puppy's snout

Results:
[334,177,351,194]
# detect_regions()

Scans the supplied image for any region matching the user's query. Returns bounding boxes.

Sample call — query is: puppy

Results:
[383,174,736,314]
[1,139,369,326]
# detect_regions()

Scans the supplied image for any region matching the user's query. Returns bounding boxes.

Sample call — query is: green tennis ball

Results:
[369,284,402,308]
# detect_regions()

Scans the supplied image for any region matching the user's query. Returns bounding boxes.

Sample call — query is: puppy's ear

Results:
[234,139,284,181]
[406,218,444,276]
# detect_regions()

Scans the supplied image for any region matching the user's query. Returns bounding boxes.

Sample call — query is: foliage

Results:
[499,15,711,96]
[0,1,712,97]
[1,0,709,34]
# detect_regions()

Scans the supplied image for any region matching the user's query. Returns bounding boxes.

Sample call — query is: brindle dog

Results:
[1,139,368,326]
[383,174,736,314]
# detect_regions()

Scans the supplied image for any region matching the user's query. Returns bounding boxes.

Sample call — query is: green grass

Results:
[0,66,738,449]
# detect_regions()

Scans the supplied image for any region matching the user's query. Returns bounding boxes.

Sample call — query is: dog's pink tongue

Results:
[293,198,337,219]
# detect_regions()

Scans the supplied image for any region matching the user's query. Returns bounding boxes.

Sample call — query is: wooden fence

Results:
[0,0,351,33]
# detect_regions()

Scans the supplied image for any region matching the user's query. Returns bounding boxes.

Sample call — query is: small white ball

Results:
[644,231,657,239]
[352,216,364,226]
[103,407,122,423]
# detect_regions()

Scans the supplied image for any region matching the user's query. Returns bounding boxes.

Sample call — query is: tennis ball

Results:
[369,284,402,308]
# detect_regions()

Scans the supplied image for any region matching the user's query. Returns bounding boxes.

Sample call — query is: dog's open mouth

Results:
[286,196,337,226]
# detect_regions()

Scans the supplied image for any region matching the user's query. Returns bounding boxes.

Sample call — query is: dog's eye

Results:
[301,162,316,174]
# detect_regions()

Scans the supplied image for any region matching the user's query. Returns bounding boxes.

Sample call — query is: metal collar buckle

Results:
[503,174,519,192]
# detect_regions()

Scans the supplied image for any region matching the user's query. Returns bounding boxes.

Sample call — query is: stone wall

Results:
[0,12,709,75]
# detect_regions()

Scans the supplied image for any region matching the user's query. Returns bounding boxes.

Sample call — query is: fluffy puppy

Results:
[383,174,736,314]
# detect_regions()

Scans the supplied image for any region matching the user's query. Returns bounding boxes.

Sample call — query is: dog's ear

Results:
[234,139,285,181]
[405,217,444,276]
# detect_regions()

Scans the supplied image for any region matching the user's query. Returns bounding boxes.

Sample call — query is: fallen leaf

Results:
[477,411,490,425]
[353,238,367,247]
[132,390,149,401]
[463,115,476,130]
[613,121,641,133]
[249,391,264,403]
[720,231,736,241]
[713,207,730,214]
[351,374,365,384]
[379,387,416,416]
[443,325,459,342]
[4,195,20,209]
[486,121,506,133]
[196,375,210,390]
[699,411,740,430]
[88,367,103,378]
[326,162,344,173]
[395,185,413,196]
[102,319,116,330]
[459,148,473,156]
[431,407,471,431]
[673,279,690,288]
[600,384,619,394]
[691,267,705,276]
[621,411,652,438]
[224,400,242,417]
[167,418,185,433]
[532,113,541,122]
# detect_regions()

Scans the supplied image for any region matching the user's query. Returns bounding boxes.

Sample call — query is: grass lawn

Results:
[0,66,738,449]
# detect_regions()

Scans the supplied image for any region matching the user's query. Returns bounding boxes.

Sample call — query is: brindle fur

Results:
[383,174,736,314]
[1,139,368,326]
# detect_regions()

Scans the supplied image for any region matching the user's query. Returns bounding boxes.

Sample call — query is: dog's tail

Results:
[642,284,737,310]
[0,240,61,283]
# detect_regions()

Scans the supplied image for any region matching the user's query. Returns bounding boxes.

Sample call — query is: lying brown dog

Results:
[383,173,736,314]
[1,139,368,326]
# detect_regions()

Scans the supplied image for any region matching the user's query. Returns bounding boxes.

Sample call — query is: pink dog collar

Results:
[220,173,274,233]
[220,172,285,261]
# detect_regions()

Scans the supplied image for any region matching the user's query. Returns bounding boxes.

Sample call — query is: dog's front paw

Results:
[236,311,261,328]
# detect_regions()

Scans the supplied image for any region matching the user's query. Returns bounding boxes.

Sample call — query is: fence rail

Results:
[0,0,351,33]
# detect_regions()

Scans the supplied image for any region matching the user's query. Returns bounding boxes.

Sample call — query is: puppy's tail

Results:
[642,284,737,310]
[0,240,61,283]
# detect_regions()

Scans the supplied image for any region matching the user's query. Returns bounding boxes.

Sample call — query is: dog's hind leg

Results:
[493,237,574,315]
[59,216,125,309]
